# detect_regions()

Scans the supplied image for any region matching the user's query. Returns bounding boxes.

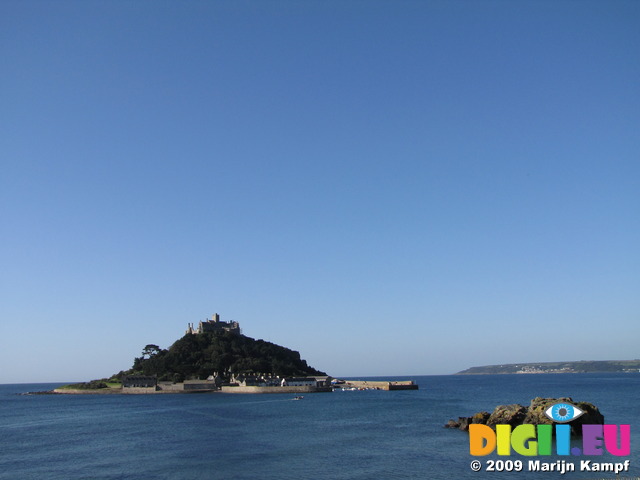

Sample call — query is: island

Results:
[456,359,640,375]
[53,313,417,394]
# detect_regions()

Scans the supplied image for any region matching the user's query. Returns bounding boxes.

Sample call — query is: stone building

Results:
[229,374,330,389]
[186,313,240,335]
[122,375,157,393]
[281,377,317,387]
[231,373,281,387]
[122,375,157,388]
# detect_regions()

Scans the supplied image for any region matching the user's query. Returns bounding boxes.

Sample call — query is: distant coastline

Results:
[456,359,640,375]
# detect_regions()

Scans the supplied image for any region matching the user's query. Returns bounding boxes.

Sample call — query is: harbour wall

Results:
[343,380,418,391]
[220,385,331,394]
[53,388,124,394]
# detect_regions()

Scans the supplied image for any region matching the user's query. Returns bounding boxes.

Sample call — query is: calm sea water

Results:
[0,374,638,479]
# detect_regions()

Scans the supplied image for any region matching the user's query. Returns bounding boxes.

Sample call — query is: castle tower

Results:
[212,313,220,322]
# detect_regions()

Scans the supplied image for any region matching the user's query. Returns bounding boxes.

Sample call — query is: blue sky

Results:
[1,1,638,383]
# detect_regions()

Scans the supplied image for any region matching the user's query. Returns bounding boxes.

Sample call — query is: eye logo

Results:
[544,403,585,423]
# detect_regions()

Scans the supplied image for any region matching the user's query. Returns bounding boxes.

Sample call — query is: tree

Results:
[142,344,161,359]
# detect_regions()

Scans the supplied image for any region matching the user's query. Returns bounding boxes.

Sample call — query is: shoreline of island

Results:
[33,377,419,395]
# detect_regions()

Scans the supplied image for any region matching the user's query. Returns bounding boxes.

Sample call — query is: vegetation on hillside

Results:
[58,380,110,390]
[124,332,326,382]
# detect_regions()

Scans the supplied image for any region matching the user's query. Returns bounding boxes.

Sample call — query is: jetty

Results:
[340,380,418,391]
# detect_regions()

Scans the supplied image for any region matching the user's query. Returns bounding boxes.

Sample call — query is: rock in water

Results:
[523,397,605,435]
[486,404,528,427]
[445,397,604,435]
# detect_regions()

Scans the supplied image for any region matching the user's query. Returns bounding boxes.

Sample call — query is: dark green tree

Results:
[142,344,161,359]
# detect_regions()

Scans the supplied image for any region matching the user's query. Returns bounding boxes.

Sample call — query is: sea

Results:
[0,373,638,479]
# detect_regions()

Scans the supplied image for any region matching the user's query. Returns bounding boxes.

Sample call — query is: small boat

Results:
[293,395,304,400]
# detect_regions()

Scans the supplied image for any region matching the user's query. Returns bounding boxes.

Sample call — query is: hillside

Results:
[457,359,640,375]
[122,331,325,382]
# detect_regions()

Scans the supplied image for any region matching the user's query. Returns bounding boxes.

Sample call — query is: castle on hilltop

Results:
[186,313,241,335]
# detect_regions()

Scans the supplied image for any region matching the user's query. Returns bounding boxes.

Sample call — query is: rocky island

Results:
[55,314,330,394]
[51,313,419,395]
[445,397,604,435]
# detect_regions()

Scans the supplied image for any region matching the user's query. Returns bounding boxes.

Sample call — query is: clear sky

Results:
[1,1,638,383]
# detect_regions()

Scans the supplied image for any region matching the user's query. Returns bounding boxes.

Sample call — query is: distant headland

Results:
[50,313,417,395]
[457,360,640,375]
